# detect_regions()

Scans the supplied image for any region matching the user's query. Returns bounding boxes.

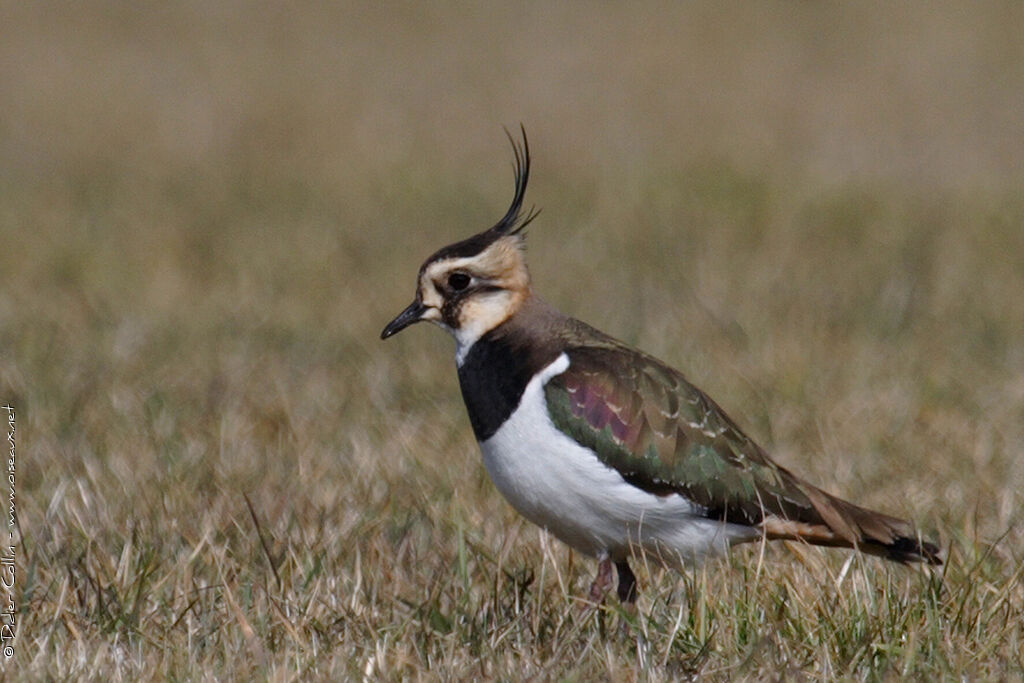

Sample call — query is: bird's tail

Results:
[760,485,942,565]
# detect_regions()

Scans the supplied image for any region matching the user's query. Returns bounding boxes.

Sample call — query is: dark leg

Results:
[587,556,615,605]
[615,560,638,604]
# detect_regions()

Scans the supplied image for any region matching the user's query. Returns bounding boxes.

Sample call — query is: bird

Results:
[381,127,942,606]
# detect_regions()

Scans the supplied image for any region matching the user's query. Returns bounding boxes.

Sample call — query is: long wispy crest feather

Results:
[426,125,540,263]
[490,124,539,237]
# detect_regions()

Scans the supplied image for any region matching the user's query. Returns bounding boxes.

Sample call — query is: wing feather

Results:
[542,339,941,564]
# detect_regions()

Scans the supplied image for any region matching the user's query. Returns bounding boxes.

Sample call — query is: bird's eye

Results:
[448,272,471,291]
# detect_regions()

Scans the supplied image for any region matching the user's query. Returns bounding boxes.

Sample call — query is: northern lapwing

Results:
[381,127,942,606]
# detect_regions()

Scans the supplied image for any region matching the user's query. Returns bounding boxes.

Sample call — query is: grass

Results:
[2,2,1023,680]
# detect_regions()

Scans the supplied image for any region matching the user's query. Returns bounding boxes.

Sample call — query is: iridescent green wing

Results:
[544,343,820,526]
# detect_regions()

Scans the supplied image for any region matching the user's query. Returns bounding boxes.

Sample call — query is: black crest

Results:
[428,125,540,263]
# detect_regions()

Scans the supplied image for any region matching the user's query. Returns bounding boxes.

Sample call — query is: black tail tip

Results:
[889,536,943,565]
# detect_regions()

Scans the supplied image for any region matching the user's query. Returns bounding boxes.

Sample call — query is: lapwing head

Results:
[381,127,539,351]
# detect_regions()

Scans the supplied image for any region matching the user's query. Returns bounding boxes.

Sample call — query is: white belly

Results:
[479,353,759,565]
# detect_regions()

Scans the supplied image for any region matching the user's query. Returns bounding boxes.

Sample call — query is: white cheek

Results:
[454,291,515,365]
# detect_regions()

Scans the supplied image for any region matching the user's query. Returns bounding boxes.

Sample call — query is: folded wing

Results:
[543,340,941,564]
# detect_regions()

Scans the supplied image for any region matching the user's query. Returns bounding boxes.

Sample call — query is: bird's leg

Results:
[586,556,615,606]
[615,560,638,604]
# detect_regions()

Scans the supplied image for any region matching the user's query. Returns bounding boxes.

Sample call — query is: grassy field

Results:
[2,2,1023,680]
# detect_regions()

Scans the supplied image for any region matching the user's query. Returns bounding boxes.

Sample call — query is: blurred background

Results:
[1,1,1022,676]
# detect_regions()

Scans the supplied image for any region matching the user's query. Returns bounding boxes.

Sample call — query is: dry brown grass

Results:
[2,2,1022,679]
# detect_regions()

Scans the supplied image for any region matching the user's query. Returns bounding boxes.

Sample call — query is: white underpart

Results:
[480,353,760,565]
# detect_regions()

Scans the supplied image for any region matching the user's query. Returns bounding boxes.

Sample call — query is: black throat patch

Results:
[456,327,559,441]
